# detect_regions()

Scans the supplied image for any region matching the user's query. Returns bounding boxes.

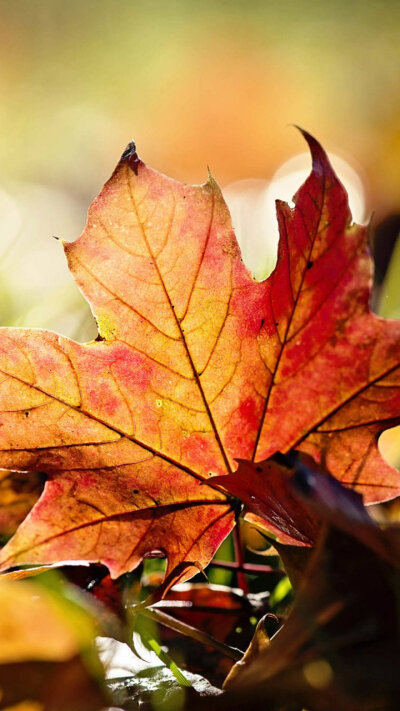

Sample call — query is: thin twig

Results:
[208,560,284,575]
[233,525,249,595]
[153,601,249,615]
[140,606,243,661]
[153,602,261,615]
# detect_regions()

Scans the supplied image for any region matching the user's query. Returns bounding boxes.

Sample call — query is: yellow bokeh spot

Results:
[303,659,333,689]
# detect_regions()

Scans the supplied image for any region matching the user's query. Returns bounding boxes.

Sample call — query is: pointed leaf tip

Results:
[295,126,334,178]
[120,139,141,174]
[120,139,137,161]
[206,165,221,192]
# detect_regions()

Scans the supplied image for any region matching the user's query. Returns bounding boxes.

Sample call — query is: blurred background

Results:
[0,0,400,462]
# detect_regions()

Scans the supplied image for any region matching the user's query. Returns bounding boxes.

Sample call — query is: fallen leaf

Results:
[0,571,108,662]
[0,573,108,710]
[0,131,399,577]
[160,583,261,644]
[222,473,400,711]
[222,613,274,689]
[107,666,221,711]
[154,583,270,683]
[0,659,106,711]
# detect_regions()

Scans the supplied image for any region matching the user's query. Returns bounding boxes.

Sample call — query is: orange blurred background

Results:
[1,1,399,204]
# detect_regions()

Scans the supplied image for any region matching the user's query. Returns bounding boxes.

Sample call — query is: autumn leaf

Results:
[0,471,44,545]
[0,142,243,578]
[212,450,382,548]
[221,473,400,711]
[0,573,108,710]
[0,131,400,577]
[155,582,269,683]
[215,454,323,546]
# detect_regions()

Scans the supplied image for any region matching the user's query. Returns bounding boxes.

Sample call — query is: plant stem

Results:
[233,525,248,595]
[140,606,243,661]
[208,560,284,575]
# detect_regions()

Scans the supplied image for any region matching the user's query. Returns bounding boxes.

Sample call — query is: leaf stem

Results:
[233,525,248,595]
[140,606,243,661]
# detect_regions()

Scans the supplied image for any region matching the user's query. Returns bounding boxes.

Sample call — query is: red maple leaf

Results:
[0,131,398,577]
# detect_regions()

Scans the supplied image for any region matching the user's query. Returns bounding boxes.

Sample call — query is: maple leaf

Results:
[0,131,399,577]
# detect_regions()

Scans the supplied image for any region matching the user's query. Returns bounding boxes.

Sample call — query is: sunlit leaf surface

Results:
[0,132,399,577]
